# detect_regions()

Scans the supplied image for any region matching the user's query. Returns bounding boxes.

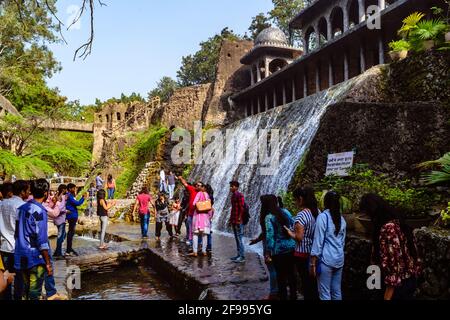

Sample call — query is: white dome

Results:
[255,27,289,47]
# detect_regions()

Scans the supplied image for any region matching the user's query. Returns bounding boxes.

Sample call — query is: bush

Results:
[316,164,434,217]
[0,150,53,179]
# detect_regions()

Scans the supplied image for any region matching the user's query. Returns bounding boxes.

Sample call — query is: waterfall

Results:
[190,80,355,237]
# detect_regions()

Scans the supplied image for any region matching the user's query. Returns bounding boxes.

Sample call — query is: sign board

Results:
[325,151,354,177]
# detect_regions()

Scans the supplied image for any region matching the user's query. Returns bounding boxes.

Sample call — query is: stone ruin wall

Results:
[203,39,253,127]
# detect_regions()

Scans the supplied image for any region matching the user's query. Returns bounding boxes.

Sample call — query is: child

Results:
[169,197,181,235]
[155,193,173,241]
[88,183,97,217]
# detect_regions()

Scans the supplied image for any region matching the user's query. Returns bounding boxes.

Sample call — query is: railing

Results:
[47,176,88,186]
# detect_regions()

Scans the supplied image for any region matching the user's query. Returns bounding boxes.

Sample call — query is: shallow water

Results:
[72,264,180,300]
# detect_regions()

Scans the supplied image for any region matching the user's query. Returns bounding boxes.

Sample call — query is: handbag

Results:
[195,192,212,213]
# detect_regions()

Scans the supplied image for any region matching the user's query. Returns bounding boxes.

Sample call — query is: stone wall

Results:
[204,39,253,126]
[414,227,450,299]
[298,101,450,184]
[157,84,211,131]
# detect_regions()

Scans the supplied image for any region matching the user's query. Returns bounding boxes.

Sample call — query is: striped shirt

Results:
[294,208,317,254]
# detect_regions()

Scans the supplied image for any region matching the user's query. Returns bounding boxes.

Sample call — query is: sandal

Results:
[188,252,198,257]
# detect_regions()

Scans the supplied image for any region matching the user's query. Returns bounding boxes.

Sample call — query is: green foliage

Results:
[398,12,426,38]
[279,191,298,215]
[439,202,450,228]
[269,0,306,46]
[316,164,433,217]
[0,150,53,179]
[31,145,91,177]
[148,76,179,103]
[389,39,411,52]
[418,152,450,185]
[248,13,272,40]
[177,28,242,87]
[115,126,168,197]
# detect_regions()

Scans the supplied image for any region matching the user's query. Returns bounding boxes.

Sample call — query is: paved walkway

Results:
[54,221,269,300]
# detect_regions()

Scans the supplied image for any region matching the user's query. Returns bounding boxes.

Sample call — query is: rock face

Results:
[204,39,253,126]
[415,227,450,299]
[157,84,211,131]
[298,101,450,184]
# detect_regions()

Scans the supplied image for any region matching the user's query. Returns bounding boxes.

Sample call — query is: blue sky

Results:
[47,0,273,105]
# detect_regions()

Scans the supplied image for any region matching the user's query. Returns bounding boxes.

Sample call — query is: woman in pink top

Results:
[132,186,154,238]
[107,174,116,200]
[189,184,214,257]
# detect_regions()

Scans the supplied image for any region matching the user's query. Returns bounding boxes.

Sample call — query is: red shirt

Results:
[186,185,198,217]
[137,193,152,215]
[230,191,245,225]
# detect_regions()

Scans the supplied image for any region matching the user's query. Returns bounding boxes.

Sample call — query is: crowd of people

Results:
[0,169,423,301]
[0,172,118,300]
[249,188,422,301]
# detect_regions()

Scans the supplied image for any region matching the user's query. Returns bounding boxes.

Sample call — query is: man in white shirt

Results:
[159,169,167,194]
[0,180,30,300]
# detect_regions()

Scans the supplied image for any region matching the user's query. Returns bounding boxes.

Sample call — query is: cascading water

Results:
[190,79,356,238]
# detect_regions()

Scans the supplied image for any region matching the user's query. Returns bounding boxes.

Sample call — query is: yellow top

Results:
[0,254,4,271]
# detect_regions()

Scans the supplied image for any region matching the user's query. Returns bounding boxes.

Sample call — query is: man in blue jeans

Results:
[229,181,245,263]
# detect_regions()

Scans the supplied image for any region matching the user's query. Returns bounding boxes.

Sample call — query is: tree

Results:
[177,28,242,87]
[148,76,178,103]
[269,0,308,46]
[248,13,272,40]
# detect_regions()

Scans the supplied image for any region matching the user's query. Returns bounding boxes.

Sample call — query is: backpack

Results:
[242,201,250,225]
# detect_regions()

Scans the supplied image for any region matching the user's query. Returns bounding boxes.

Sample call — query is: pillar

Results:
[282,83,287,105]
[358,0,365,22]
[256,62,262,82]
[360,44,366,73]
[265,59,270,78]
[315,66,320,93]
[378,35,385,64]
[327,17,333,40]
[250,66,255,85]
[314,23,320,49]
[265,93,269,111]
[303,36,308,54]
[329,60,334,87]
[344,52,349,81]
[303,72,308,97]
[292,78,296,102]
[378,0,386,10]
[257,97,261,114]
[343,6,350,32]
[273,89,277,109]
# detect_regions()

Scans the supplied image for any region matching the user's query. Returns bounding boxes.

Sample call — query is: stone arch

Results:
[348,0,360,28]
[116,112,121,121]
[330,6,344,38]
[318,17,328,44]
[269,59,288,74]
[305,26,318,53]
[106,114,110,123]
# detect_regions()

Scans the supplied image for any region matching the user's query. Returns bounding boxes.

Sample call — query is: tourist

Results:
[106,174,116,200]
[176,187,191,238]
[360,194,422,300]
[229,181,246,263]
[132,186,154,239]
[310,191,347,301]
[95,172,104,190]
[87,182,97,217]
[0,252,14,295]
[0,180,29,300]
[177,176,201,247]
[65,183,87,257]
[167,171,176,200]
[169,197,181,234]
[159,168,167,194]
[284,187,320,300]
[262,195,297,300]
[97,189,116,250]
[155,193,173,241]
[53,184,68,258]
[189,183,214,257]
[250,200,279,300]
[205,184,214,252]
[14,179,52,300]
